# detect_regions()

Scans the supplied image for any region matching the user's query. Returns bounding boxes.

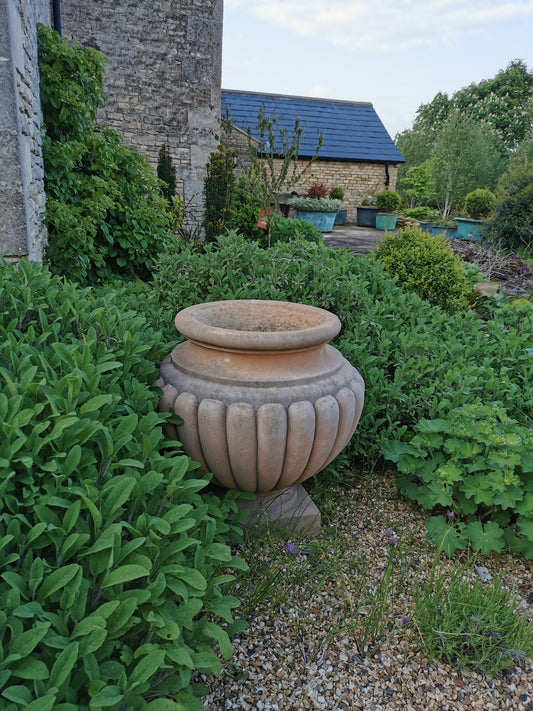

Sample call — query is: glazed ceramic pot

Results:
[156,300,364,493]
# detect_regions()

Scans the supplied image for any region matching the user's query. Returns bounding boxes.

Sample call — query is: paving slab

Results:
[323,222,398,254]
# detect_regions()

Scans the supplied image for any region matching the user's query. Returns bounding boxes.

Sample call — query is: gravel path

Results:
[203,473,533,710]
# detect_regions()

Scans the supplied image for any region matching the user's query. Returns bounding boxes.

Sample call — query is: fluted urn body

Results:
[156,300,364,493]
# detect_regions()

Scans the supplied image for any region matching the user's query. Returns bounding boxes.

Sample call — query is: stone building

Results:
[60,0,223,225]
[222,90,405,223]
[0,0,51,261]
[1,0,223,260]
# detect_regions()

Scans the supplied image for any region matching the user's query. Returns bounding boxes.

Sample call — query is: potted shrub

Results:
[356,194,378,228]
[329,186,347,225]
[288,182,342,233]
[455,189,495,241]
[375,190,401,230]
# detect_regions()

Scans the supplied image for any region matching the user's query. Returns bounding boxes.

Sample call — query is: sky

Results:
[221,0,533,139]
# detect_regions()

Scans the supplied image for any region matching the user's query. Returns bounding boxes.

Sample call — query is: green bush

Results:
[383,402,533,557]
[0,259,246,710]
[399,206,436,221]
[464,188,496,219]
[375,227,472,313]
[375,190,401,213]
[38,25,174,284]
[329,186,344,201]
[269,216,322,245]
[157,144,177,205]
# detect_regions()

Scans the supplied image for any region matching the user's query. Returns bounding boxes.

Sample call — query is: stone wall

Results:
[0,0,50,260]
[60,0,223,224]
[273,158,400,223]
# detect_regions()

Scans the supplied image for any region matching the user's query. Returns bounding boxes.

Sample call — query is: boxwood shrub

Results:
[0,259,246,710]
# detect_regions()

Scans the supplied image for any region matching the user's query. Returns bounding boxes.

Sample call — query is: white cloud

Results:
[307,85,333,98]
[242,0,533,51]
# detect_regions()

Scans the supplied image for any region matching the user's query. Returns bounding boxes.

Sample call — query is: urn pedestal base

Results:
[234,485,321,536]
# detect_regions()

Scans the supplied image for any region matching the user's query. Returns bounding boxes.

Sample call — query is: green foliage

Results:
[232,105,323,246]
[203,145,235,242]
[413,60,533,151]
[287,196,342,212]
[375,190,401,213]
[429,113,506,217]
[329,186,344,201]
[0,259,246,709]
[269,216,322,245]
[38,25,174,284]
[383,402,533,557]
[464,189,496,219]
[229,171,264,242]
[400,206,436,220]
[157,145,177,205]
[375,227,472,313]
[397,162,435,208]
[415,561,533,675]
[484,138,533,251]
[153,232,533,468]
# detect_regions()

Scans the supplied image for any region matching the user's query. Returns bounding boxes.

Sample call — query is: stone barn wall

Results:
[60,0,223,224]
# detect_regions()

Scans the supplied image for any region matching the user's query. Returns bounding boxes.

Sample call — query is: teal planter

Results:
[455,217,482,241]
[356,206,378,228]
[334,209,347,226]
[375,213,398,231]
[296,210,337,233]
[419,221,433,233]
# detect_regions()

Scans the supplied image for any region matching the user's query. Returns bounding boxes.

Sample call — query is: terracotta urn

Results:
[155,300,364,493]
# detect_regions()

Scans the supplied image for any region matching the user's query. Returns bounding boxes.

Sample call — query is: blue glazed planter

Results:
[419,221,433,233]
[334,209,347,226]
[375,213,398,231]
[296,210,337,233]
[455,218,482,241]
[356,206,378,228]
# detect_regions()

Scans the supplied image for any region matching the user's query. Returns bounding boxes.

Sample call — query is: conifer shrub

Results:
[203,145,235,241]
[375,227,472,313]
[157,144,177,205]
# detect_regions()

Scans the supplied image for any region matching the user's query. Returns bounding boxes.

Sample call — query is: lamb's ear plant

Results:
[0,258,247,710]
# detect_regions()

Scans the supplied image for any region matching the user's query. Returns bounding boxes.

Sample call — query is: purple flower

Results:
[389,538,397,547]
[401,617,409,625]
[286,543,298,556]
[449,511,455,519]
[385,528,394,538]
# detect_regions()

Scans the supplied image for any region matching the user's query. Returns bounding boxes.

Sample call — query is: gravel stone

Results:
[203,473,533,710]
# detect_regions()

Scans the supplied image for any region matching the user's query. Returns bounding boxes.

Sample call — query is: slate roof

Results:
[221,89,404,164]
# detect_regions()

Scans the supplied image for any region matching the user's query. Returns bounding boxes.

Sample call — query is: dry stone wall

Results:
[60,0,223,224]
[0,0,50,260]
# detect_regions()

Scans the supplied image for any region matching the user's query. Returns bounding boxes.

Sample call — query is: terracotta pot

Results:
[156,300,364,493]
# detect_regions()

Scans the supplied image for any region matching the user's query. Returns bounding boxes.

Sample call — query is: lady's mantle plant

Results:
[383,401,533,558]
[0,259,246,710]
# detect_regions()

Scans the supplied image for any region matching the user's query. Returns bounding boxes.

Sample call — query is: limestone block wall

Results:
[274,158,400,223]
[60,0,223,224]
[0,0,50,260]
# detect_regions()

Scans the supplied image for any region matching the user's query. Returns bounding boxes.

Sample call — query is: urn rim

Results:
[174,299,341,351]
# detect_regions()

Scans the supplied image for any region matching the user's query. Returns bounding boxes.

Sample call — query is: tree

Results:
[429,113,507,217]
[484,137,533,252]
[203,145,235,241]
[157,144,176,205]
[233,106,323,247]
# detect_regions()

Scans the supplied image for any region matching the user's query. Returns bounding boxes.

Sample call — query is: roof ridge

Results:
[222,88,373,109]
